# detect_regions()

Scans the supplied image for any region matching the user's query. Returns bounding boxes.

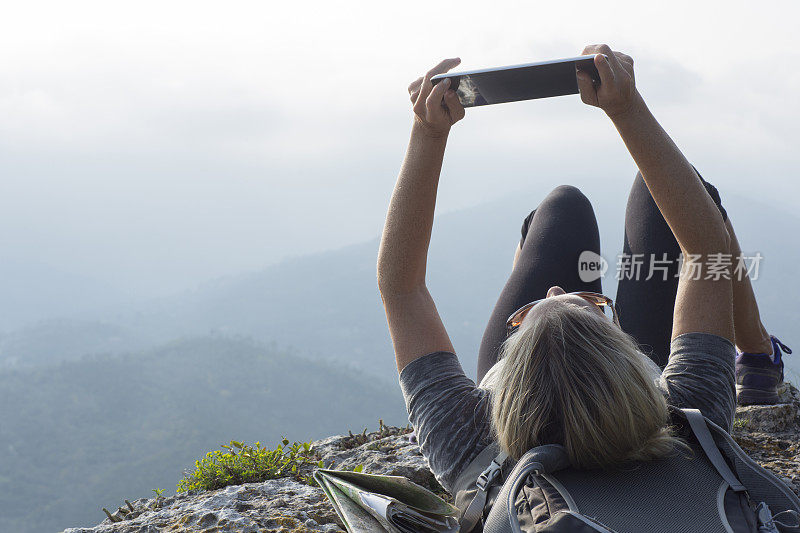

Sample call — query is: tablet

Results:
[430,55,601,107]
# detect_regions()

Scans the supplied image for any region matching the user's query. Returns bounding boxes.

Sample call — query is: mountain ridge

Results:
[0,336,408,533]
[2,186,797,381]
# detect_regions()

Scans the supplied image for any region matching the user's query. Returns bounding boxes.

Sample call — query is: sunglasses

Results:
[505,291,620,336]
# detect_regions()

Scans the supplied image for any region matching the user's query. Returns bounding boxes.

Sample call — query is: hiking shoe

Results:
[736,336,793,406]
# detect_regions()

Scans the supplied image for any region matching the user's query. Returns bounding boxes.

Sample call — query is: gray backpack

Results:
[453,408,800,533]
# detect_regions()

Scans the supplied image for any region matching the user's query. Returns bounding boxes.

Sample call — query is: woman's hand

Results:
[407,58,466,138]
[576,44,639,120]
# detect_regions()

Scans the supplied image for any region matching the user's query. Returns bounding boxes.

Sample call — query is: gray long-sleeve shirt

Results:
[398,332,736,493]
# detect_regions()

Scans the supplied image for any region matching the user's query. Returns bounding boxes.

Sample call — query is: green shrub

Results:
[177,439,321,493]
[733,418,750,430]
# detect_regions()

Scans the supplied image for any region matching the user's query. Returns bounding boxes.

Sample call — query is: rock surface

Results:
[62,426,430,533]
[732,383,800,494]
[64,386,800,533]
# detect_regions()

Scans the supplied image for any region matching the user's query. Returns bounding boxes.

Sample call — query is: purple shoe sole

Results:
[736,385,780,406]
[735,336,792,406]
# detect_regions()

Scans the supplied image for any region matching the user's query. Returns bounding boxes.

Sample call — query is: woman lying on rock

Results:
[376,44,795,530]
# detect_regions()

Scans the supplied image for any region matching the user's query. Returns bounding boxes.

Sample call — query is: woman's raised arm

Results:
[377,58,465,372]
[577,44,734,343]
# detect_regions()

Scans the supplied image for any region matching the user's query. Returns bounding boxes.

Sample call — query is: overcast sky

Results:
[1,0,798,301]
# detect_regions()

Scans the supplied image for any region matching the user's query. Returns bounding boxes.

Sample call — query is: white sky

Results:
[1,0,798,298]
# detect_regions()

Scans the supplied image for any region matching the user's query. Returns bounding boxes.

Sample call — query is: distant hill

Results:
[2,184,797,532]
[0,319,148,368]
[0,193,532,378]
[2,185,797,381]
[0,337,408,533]
[0,260,134,333]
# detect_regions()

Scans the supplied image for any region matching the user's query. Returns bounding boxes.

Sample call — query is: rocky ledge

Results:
[64,384,800,533]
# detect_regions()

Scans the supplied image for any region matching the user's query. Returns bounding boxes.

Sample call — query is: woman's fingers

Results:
[597,45,630,83]
[594,53,616,87]
[417,78,434,108]
[425,77,450,116]
[444,89,465,123]
[583,44,628,82]
[408,76,423,96]
[576,70,598,106]
[615,52,634,80]
[409,57,465,133]
[597,44,624,72]
[616,52,633,66]
[418,57,461,106]
[579,44,637,117]
[427,57,461,78]
[581,44,598,56]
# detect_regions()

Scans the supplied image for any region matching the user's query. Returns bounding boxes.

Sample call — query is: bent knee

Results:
[542,184,592,211]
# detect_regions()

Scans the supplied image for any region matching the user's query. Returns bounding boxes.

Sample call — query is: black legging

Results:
[476,171,727,382]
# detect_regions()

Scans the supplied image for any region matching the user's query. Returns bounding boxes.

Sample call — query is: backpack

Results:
[453,408,800,533]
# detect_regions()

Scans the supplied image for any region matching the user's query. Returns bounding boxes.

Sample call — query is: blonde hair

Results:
[491,300,684,467]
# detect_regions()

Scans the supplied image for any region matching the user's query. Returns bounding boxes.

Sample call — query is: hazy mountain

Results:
[0,319,147,369]
[0,260,135,333]
[0,336,408,533]
[2,185,797,381]
[0,184,796,532]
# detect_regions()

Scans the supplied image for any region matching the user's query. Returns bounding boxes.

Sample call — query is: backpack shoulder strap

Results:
[482,445,571,533]
[696,409,800,515]
[680,408,747,492]
[460,450,508,533]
